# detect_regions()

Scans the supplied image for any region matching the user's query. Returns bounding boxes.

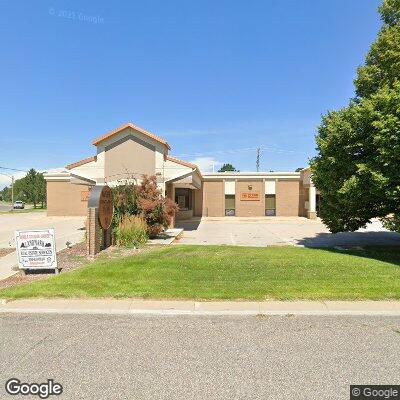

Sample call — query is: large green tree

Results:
[1,169,46,208]
[311,0,400,233]
[218,163,237,172]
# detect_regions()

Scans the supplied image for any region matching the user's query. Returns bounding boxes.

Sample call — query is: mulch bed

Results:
[0,242,87,290]
[0,248,14,258]
[0,242,160,290]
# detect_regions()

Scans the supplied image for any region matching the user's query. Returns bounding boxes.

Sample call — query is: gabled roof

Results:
[166,155,197,170]
[66,156,97,170]
[166,155,202,179]
[92,122,171,149]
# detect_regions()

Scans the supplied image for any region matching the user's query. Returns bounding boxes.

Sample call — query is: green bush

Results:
[115,215,148,247]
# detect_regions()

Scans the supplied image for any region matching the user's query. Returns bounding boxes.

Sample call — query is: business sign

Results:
[240,191,261,201]
[81,190,90,201]
[15,229,58,270]
[88,185,113,230]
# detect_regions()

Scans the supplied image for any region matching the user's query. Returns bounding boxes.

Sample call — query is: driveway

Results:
[0,212,85,279]
[176,217,400,247]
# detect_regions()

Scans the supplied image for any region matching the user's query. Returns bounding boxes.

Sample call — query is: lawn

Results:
[1,245,400,300]
[0,208,46,215]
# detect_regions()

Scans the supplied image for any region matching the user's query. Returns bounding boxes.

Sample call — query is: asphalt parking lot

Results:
[0,212,85,249]
[1,313,399,400]
[176,217,400,247]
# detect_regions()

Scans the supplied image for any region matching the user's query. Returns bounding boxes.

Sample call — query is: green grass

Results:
[1,245,400,300]
[0,208,46,215]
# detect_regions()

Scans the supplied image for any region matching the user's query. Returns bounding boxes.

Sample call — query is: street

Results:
[1,314,399,399]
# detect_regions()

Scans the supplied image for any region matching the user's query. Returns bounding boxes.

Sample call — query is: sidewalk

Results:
[1,299,400,316]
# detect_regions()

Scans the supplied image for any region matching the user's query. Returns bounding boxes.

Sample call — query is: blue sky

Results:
[0,0,382,186]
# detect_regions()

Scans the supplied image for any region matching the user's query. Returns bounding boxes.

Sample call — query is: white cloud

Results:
[0,171,26,190]
[189,157,222,173]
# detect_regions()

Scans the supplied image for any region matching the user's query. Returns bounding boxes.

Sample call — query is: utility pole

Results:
[0,173,14,211]
[256,147,261,172]
[11,175,14,211]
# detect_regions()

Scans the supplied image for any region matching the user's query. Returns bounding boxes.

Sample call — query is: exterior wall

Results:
[104,135,155,182]
[202,181,224,217]
[235,180,265,217]
[165,182,175,227]
[95,127,166,186]
[162,159,192,182]
[275,180,301,216]
[193,187,203,217]
[298,180,307,217]
[69,159,103,183]
[47,181,90,216]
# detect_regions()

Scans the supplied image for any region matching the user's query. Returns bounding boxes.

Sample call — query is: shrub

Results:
[112,183,137,228]
[115,215,148,247]
[136,175,178,238]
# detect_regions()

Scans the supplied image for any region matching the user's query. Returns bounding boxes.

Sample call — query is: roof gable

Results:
[92,122,170,149]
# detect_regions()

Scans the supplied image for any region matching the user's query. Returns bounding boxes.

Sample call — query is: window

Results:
[265,194,276,216]
[175,188,192,210]
[225,195,235,216]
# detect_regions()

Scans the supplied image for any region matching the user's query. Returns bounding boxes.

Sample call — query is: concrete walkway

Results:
[176,217,400,247]
[1,299,400,316]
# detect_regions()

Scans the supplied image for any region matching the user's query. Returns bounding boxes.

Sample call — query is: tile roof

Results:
[66,156,97,170]
[92,122,171,149]
[166,155,198,169]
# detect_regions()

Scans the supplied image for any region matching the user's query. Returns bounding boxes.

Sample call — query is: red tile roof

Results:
[92,122,170,149]
[166,155,198,169]
[66,156,97,170]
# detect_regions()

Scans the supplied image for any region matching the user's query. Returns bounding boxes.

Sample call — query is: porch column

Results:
[308,184,317,219]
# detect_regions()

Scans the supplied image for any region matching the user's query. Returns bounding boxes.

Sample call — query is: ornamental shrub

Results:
[115,215,148,247]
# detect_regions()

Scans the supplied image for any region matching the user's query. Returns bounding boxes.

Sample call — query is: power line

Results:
[0,166,28,173]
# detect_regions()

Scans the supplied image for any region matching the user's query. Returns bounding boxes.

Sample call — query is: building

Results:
[44,122,317,220]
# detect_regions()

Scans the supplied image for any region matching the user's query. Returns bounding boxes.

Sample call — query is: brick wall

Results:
[276,180,301,216]
[47,181,91,216]
[235,180,265,217]
[202,181,224,217]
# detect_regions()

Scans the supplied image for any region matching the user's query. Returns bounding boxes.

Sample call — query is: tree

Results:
[218,163,237,172]
[1,169,47,208]
[311,0,400,233]
[136,175,178,237]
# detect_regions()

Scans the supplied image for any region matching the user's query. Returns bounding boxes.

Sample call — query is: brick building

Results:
[44,122,317,220]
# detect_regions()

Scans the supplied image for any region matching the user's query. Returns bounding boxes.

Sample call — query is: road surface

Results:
[1,314,399,399]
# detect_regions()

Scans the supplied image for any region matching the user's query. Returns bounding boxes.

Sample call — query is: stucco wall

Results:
[202,181,224,217]
[165,182,176,227]
[235,180,265,217]
[104,135,156,182]
[276,180,301,216]
[47,181,90,216]
[193,187,203,217]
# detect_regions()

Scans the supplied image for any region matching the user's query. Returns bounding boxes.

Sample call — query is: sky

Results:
[0,0,382,187]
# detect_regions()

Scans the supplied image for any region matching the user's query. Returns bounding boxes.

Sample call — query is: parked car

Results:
[13,201,25,209]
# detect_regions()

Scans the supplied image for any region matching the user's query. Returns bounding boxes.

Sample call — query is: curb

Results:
[1,300,400,316]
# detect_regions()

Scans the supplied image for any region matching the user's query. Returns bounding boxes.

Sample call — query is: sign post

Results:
[87,185,113,256]
[15,229,58,274]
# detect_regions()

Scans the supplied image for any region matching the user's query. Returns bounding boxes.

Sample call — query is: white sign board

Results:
[15,229,58,270]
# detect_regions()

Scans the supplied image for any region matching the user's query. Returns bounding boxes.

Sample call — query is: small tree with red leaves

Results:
[136,175,178,237]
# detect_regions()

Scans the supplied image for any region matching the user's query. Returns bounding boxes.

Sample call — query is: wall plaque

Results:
[240,191,261,201]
